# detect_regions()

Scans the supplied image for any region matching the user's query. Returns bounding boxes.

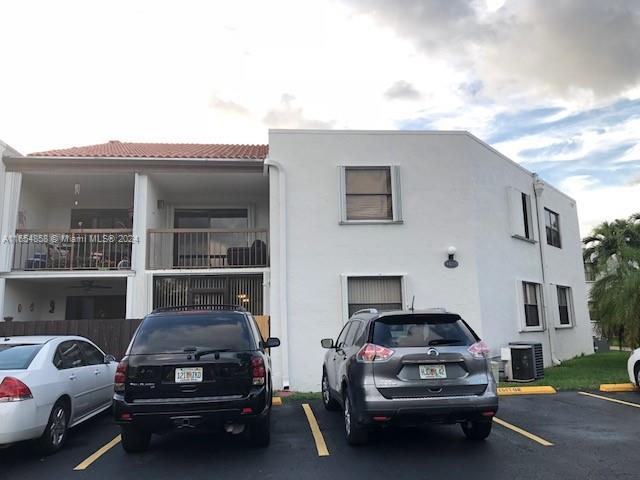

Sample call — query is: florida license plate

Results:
[419,364,447,380]
[175,367,203,383]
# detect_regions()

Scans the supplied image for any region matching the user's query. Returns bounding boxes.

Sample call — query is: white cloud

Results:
[560,175,640,235]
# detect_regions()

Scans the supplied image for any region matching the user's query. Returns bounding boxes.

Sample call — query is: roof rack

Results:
[151,304,246,314]
[352,308,379,316]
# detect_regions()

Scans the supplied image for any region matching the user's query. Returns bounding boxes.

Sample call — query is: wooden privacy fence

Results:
[0,319,143,360]
[0,315,270,360]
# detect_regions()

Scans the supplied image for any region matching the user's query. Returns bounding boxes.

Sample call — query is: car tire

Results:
[635,363,640,387]
[343,390,368,446]
[322,372,340,411]
[461,420,492,441]
[34,400,69,455]
[120,425,151,453]
[248,412,271,447]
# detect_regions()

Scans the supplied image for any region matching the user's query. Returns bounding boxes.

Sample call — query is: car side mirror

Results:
[264,337,280,348]
[104,354,117,363]
[321,338,334,349]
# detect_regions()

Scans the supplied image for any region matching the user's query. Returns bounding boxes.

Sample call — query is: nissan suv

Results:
[113,305,280,452]
[320,309,498,445]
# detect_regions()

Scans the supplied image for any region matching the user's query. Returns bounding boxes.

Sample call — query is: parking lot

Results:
[4,391,639,480]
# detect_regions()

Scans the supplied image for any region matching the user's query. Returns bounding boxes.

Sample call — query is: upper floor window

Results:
[508,188,534,241]
[341,167,402,223]
[545,208,561,248]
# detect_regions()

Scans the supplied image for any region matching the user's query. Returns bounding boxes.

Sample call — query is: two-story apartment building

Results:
[0,131,594,391]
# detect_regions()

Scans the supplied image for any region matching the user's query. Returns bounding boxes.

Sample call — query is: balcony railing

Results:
[12,229,133,271]
[148,228,269,269]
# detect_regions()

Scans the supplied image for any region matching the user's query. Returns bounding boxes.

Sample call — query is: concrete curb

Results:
[599,383,638,393]
[272,397,283,406]
[498,386,557,396]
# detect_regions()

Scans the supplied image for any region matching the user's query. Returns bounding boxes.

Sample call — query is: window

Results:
[556,286,573,326]
[344,321,363,347]
[341,167,401,222]
[522,282,542,328]
[545,208,561,248]
[71,209,132,229]
[0,344,43,370]
[335,322,353,349]
[347,276,403,317]
[372,314,477,348]
[130,313,255,354]
[54,341,84,370]
[521,193,531,239]
[584,261,596,282]
[79,341,105,365]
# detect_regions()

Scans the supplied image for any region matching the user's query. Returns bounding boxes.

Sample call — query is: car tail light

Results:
[251,356,266,386]
[468,341,490,359]
[356,343,394,363]
[0,377,33,402]
[114,360,128,393]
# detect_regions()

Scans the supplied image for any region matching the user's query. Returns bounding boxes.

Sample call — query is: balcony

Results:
[147,228,268,269]
[12,229,133,271]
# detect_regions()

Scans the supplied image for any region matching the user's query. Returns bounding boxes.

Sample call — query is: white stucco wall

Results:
[269,130,593,391]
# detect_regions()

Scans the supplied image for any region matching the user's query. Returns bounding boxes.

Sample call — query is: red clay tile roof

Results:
[29,141,268,160]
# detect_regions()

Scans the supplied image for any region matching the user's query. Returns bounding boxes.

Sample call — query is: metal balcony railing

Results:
[147,228,269,269]
[12,229,134,271]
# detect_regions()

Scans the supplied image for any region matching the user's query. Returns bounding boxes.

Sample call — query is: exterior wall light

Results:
[444,246,459,269]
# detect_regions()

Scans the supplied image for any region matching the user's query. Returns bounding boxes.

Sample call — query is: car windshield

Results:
[130,313,256,354]
[0,344,43,370]
[372,314,478,348]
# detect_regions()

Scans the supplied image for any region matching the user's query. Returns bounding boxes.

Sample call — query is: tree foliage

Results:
[583,214,640,347]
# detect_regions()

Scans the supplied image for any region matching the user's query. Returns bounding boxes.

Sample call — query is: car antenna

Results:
[410,296,415,312]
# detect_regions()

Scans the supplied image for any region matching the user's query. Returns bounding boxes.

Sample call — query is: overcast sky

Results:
[0,0,638,235]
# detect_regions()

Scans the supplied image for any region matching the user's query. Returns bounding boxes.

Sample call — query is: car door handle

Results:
[94,369,101,375]
[69,374,77,380]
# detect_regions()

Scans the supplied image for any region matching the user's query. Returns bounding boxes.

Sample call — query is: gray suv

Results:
[320,309,498,445]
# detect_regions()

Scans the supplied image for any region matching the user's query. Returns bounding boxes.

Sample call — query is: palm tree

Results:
[583,214,640,347]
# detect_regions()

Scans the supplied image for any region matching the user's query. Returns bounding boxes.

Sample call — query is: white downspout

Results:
[533,174,561,366]
[264,157,290,389]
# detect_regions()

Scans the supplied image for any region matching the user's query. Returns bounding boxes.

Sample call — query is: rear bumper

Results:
[351,383,499,425]
[113,387,270,432]
[0,400,46,446]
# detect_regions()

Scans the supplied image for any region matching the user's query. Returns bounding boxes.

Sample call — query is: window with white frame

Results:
[347,276,402,316]
[341,167,401,222]
[522,281,542,328]
[556,286,573,326]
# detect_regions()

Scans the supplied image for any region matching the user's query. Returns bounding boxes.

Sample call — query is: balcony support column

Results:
[128,173,151,318]
[0,171,22,273]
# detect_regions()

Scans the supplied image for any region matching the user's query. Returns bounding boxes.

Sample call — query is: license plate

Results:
[175,367,203,383]
[419,364,447,380]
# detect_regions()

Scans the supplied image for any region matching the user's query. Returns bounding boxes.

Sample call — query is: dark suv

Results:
[113,305,280,452]
[321,309,498,445]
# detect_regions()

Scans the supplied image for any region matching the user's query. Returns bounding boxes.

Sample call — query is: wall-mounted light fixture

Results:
[444,246,459,269]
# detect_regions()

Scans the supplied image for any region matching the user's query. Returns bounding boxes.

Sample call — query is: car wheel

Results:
[34,400,69,455]
[322,372,340,411]
[248,412,271,447]
[120,425,151,453]
[461,420,492,441]
[343,390,368,446]
[635,363,640,387]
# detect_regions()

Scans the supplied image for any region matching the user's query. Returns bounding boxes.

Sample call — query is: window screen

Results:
[345,168,393,220]
[348,276,402,316]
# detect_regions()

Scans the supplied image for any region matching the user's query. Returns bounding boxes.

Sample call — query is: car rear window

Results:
[130,313,256,354]
[372,314,478,348]
[0,344,43,370]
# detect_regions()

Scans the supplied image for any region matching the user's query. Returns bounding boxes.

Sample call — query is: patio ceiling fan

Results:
[66,280,113,292]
